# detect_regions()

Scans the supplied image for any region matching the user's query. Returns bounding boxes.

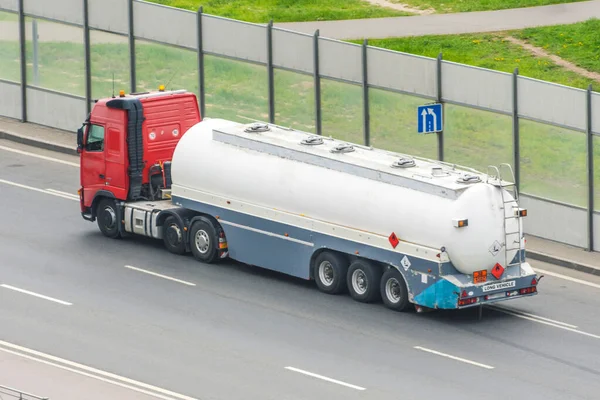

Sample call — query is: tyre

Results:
[162,216,186,255]
[96,198,120,239]
[313,251,348,295]
[347,259,382,303]
[380,268,410,311]
[189,219,219,263]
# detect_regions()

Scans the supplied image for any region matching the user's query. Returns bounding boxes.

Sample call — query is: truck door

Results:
[81,123,107,200]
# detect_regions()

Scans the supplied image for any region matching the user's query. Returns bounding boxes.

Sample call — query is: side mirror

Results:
[77,126,84,152]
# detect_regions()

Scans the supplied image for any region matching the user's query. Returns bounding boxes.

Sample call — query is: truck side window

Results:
[86,124,105,152]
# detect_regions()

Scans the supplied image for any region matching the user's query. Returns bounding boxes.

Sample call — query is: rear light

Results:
[458,297,478,306]
[461,290,468,298]
[531,277,537,286]
[519,286,537,295]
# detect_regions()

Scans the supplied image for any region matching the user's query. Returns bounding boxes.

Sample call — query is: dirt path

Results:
[504,35,600,83]
[364,0,435,15]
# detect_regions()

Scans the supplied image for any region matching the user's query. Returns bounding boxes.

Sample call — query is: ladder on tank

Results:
[486,163,524,268]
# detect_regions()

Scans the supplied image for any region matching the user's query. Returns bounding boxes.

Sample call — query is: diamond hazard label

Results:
[491,263,505,280]
[401,255,411,271]
[389,232,399,248]
[489,240,501,256]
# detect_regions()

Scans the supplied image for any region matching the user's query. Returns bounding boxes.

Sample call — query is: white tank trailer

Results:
[165,118,540,312]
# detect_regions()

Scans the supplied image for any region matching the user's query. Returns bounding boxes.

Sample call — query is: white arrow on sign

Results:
[427,108,437,130]
[421,109,428,131]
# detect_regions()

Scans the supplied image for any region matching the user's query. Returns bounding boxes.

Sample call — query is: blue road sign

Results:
[417,103,443,134]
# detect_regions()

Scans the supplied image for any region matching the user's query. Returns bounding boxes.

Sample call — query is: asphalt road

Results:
[1,139,600,400]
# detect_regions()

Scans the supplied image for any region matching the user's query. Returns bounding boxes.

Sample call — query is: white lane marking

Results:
[490,306,578,329]
[0,344,195,400]
[1,284,72,306]
[124,265,196,287]
[46,188,79,200]
[413,346,495,370]
[0,179,79,202]
[0,144,79,167]
[491,307,600,340]
[284,366,366,391]
[534,267,600,290]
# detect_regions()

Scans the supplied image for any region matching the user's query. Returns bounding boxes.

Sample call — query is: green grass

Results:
[0,37,596,208]
[393,0,584,13]
[513,18,600,79]
[0,11,18,22]
[357,32,594,89]
[147,0,412,23]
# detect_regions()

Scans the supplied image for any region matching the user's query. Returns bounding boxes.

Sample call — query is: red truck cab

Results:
[76,87,200,225]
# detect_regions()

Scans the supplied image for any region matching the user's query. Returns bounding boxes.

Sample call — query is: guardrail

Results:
[0,384,49,400]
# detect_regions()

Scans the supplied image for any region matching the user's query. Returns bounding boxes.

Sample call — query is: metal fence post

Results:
[197,6,205,118]
[83,0,92,114]
[267,20,275,124]
[128,0,136,93]
[513,68,520,191]
[587,84,594,252]
[436,52,443,161]
[18,0,27,122]
[313,29,322,136]
[362,39,370,147]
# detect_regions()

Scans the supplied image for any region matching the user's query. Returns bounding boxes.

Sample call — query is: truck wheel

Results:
[313,251,348,295]
[189,219,218,264]
[96,198,120,239]
[347,259,382,303]
[163,216,186,255]
[380,268,409,311]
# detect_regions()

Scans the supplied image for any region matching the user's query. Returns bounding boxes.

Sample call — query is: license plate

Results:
[486,292,505,300]
[482,280,516,292]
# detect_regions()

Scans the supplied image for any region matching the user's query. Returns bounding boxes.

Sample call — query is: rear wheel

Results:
[163,216,186,255]
[96,198,120,239]
[347,259,382,303]
[380,268,409,311]
[189,219,219,263]
[313,251,348,295]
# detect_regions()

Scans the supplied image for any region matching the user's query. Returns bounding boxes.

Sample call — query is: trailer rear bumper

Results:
[412,262,541,310]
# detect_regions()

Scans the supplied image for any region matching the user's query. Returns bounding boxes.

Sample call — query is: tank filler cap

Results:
[391,157,416,168]
[456,173,482,184]
[330,143,355,154]
[301,135,324,146]
[244,122,270,133]
[431,166,450,177]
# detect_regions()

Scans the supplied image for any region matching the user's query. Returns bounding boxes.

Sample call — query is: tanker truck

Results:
[77,88,540,312]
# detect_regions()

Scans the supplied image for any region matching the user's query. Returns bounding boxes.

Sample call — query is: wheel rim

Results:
[166,224,182,246]
[385,277,401,304]
[102,206,116,230]
[194,230,210,254]
[352,269,368,295]
[318,261,334,286]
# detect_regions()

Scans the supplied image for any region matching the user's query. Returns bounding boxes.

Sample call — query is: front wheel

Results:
[96,198,121,239]
[189,219,219,263]
[380,268,410,311]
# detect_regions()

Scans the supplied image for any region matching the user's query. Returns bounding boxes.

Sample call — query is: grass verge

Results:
[391,0,584,13]
[357,32,594,89]
[0,38,596,208]
[513,18,600,77]
[147,0,412,23]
